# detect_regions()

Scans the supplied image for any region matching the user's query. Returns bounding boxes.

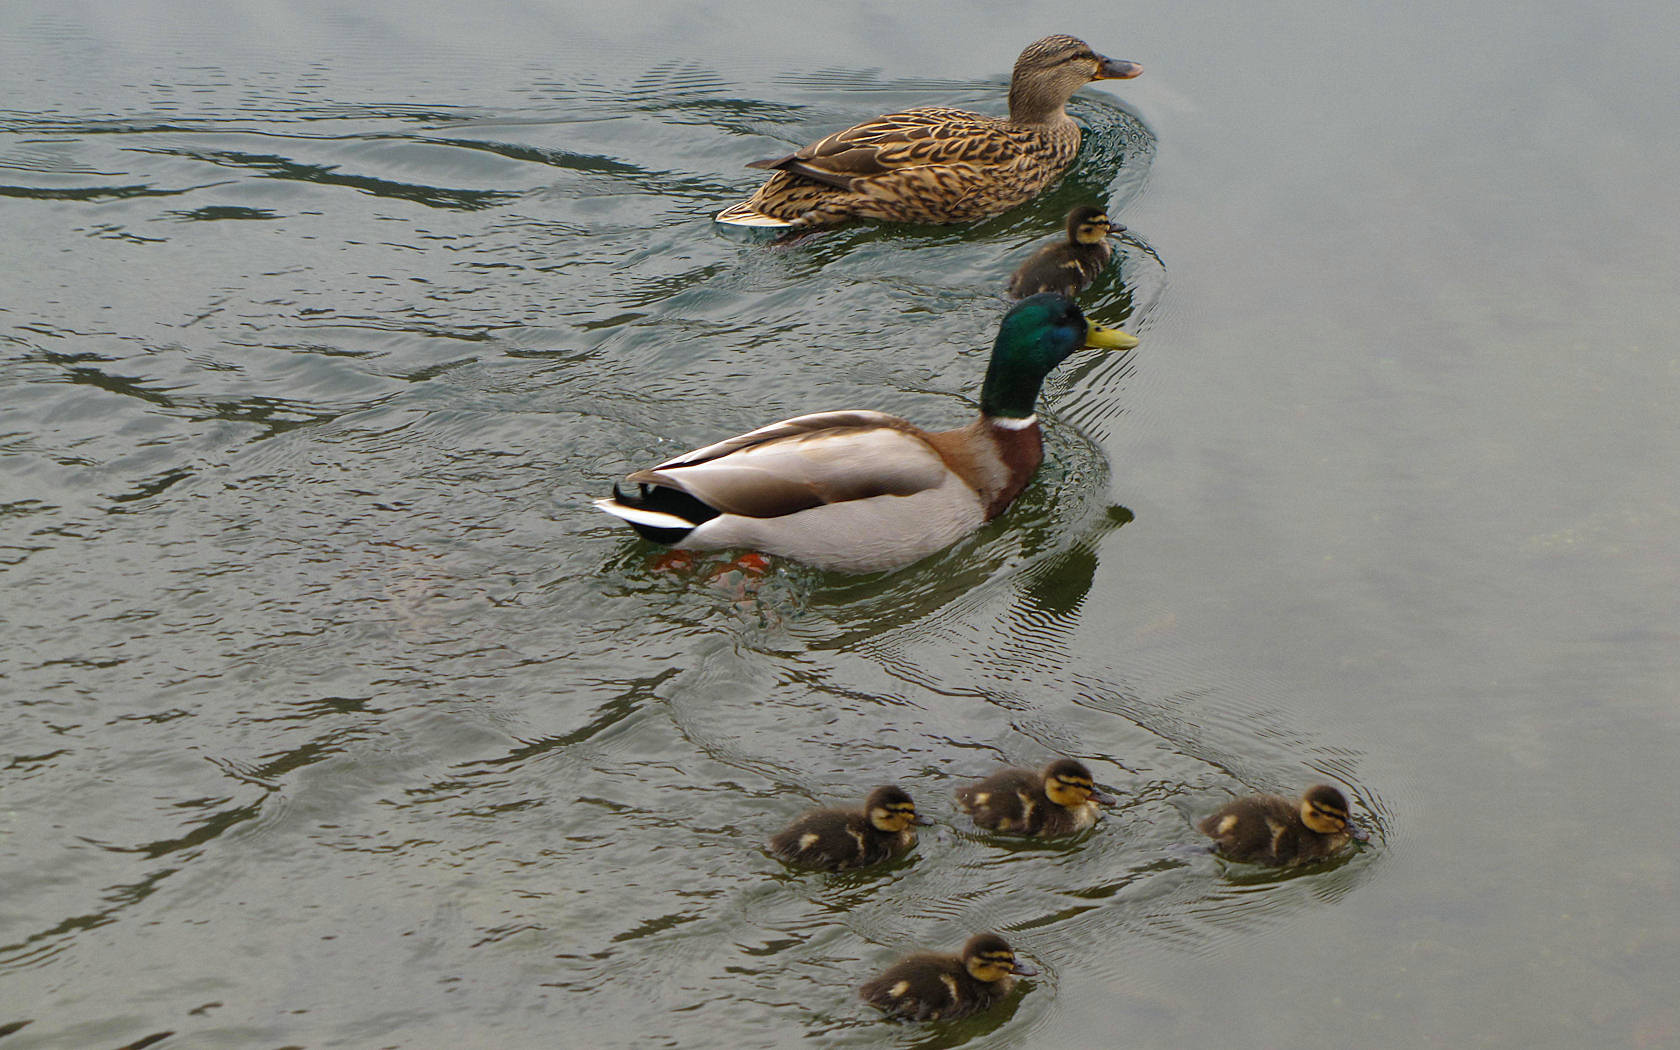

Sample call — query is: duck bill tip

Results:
[1085,324,1139,351]
[1095,58,1143,80]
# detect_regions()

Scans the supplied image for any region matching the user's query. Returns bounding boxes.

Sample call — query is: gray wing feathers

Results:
[627,412,952,520]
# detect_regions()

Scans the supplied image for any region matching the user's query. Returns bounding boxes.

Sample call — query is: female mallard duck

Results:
[769,785,929,871]
[1197,784,1363,867]
[715,35,1142,229]
[956,758,1117,837]
[860,932,1036,1021]
[1008,205,1121,298]
[593,294,1137,574]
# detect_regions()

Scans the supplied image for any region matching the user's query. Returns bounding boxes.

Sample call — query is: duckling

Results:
[716,35,1142,229]
[860,932,1036,1021]
[956,758,1117,837]
[1197,784,1359,867]
[593,294,1137,574]
[769,784,929,871]
[1008,205,1122,298]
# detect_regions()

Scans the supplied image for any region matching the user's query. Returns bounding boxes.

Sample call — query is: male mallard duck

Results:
[1008,205,1121,298]
[593,294,1138,574]
[715,35,1142,229]
[1197,784,1363,867]
[956,758,1117,837]
[769,784,930,871]
[860,932,1036,1021]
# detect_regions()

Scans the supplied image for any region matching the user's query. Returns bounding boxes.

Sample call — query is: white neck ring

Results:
[992,414,1038,431]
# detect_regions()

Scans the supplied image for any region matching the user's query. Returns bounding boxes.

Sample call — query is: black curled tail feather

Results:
[610,482,720,545]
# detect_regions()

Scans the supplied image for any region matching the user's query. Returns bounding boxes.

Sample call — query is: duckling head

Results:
[1041,758,1117,809]
[961,932,1038,982]
[980,294,1137,419]
[1010,36,1143,122]
[1066,205,1120,245]
[865,785,926,833]
[1299,784,1351,835]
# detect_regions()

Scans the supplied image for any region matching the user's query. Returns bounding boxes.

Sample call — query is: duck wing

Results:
[627,410,956,520]
[748,108,1031,189]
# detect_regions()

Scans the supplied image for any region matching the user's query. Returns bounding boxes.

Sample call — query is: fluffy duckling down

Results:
[859,932,1036,1021]
[769,784,928,871]
[1008,205,1121,298]
[1197,783,1364,867]
[956,757,1117,838]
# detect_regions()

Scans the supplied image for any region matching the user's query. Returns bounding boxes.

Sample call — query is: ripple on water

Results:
[0,37,1391,1050]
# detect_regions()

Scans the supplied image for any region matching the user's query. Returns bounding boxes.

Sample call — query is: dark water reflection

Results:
[4,4,1677,1050]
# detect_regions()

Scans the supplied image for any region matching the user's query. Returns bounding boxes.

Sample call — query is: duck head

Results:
[962,932,1038,982]
[1067,204,1121,245]
[980,293,1137,420]
[1299,784,1352,835]
[1041,757,1118,809]
[1010,35,1144,122]
[865,784,929,833]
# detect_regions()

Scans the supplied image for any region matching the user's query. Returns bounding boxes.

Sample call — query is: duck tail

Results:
[714,200,796,228]
[594,483,719,545]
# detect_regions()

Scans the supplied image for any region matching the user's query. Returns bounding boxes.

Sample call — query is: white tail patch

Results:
[592,497,692,530]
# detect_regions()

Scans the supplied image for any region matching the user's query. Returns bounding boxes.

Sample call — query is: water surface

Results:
[2,3,1676,1048]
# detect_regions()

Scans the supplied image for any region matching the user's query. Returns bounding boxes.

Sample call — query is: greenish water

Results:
[2,3,1676,1048]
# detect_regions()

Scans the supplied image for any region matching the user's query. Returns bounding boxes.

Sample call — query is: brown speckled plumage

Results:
[716,36,1142,228]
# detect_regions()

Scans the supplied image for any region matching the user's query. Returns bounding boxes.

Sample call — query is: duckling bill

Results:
[717,35,1142,229]
[1197,784,1361,867]
[1008,205,1122,298]
[769,785,928,871]
[860,932,1036,1021]
[956,758,1116,837]
[593,294,1138,574]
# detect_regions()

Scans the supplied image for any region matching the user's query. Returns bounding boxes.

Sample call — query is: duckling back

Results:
[770,786,921,871]
[1008,205,1118,298]
[1008,238,1113,298]
[957,767,1043,834]
[860,953,1005,1021]
[956,759,1108,838]
[956,768,1097,837]
[769,810,908,870]
[1197,791,1352,866]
